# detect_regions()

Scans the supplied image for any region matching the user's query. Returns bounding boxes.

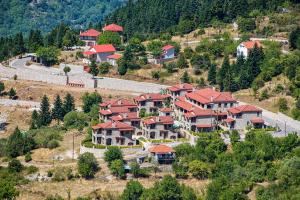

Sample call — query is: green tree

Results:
[181,71,191,83]
[289,27,300,50]
[120,180,144,200]
[52,95,64,124]
[208,64,217,84]
[30,110,40,129]
[188,160,210,179]
[63,93,75,115]
[177,53,189,69]
[0,82,5,94]
[104,146,123,166]
[89,60,99,78]
[39,95,52,126]
[99,62,111,74]
[64,111,89,129]
[77,152,99,179]
[180,184,197,200]
[98,31,121,47]
[36,46,61,66]
[217,55,231,91]
[230,130,240,144]
[8,88,16,99]
[278,98,288,112]
[63,66,71,76]
[82,92,102,113]
[151,71,160,80]
[147,40,163,59]
[183,47,193,59]
[8,159,23,173]
[0,180,19,200]
[118,59,128,75]
[110,159,125,179]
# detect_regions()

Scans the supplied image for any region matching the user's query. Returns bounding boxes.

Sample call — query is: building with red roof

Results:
[92,121,137,146]
[100,98,137,110]
[167,83,194,100]
[109,112,141,129]
[149,144,175,164]
[185,88,237,112]
[162,45,175,60]
[83,44,116,63]
[107,54,122,66]
[99,106,133,121]
[79,29,101,47]
[159,107,173,117]
[134,93,171,113]
[103,24,124,32]
[225,104,264,130]
[237,40,262,59]
[141,116,177,140]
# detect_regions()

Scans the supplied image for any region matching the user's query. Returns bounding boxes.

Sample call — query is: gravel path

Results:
[0,98,40,108]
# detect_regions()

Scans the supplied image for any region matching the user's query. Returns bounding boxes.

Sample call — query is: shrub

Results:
[120,180,144,200]
[99,62,111,74]
[47,139,60,149]
[188,160,210,179]
[25,165,38,174]
[259,89,269,101]
[64,111,89,129]
[104,146,123,166]
[52,167,73,182]
[110,159,126,179]
[151,70,160,80]
[77,152,99,179]
[278,98,288,112]
[24,153,32,162]
[8,159,23,173]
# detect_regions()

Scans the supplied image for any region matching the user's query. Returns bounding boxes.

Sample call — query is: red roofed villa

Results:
[162,44,175,60]
[237,40,262,59]
[79,29,101,47]
[83,44,116,63]
[134,93,171,113]
[103,24,124,32]
[149,144,175,164]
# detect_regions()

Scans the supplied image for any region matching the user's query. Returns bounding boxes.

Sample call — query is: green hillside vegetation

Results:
[0,0,124,37]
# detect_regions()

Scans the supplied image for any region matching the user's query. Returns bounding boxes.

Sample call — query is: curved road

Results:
[1,58,299,135]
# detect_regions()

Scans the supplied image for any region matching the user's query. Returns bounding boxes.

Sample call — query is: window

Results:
[224,103,227,108]
[150,124,156,129]
[106,130,112,136]
[140,101,146,106]
[191,117,196,123]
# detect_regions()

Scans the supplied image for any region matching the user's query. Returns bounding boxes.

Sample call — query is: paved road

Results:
[1,58,299,136]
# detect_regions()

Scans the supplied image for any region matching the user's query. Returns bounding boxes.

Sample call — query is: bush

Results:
[188,160,210,179]
[110,159,126,179]
[151,70,160,80]
[24,153,32,162]
[99,62,111,74]
[77,152,99,179]
[27,127,63,149]
[278,98,288,112]
[47,139,60,149]
[8,159,23,173]
[259,89,269,101]
[64,111,89,129]
[104,146,123,166]
[120,180,144,200]
[52,167,73,182]
[25,165,38,174]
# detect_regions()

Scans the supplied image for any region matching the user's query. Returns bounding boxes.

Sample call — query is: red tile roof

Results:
[167,83,194,92]
[250,117,264,124]
[186,88,236,104]
[92,121,134,131]
[174,100,194,112]
[99,106,130,115]
[228,105,262,114]
[196,124,214,128]
[103,24,124,32]
[241,40,262,49]
[83,51,96,55]
[80,29,101,37]
[107,54,122,60]
[224,118,235,123]
[143,116,174,125]
[149,144,174,154]
[159,107,173,112]
[110,112,140,121]
[91,44,116,53]
[184,108,215,118]
[100,99,137,108]
[134,93,170,102]
[162,45,174,51]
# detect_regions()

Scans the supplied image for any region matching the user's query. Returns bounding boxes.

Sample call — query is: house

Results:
[167,83,194,100]
[107,54,122,66]
[83,44,116,63]
[79,29,101,47]
[183,107,216,132]
[100,98,137,111]
[141,116,177,140]
[134,93,171,113]
[237,40,262,59]
[149,144,175,164]
[99,106,133,121]
[103,24,124,32]
[92,121,137,146]
[185,88,237,112]
[162,45,175,60]
[226,105,264,130]
[109,112,141,130]
[159,107,173,117]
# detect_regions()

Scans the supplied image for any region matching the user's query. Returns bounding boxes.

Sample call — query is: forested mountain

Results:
[106,0,299,38]
[0,0,125,37]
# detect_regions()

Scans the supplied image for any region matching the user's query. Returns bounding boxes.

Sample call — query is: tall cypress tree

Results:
[217,55,230,91]
[39,95,52,126]
[63,93,75,115]
[30,110,40,129]
[181,71,191,83]
[247,45,263,83]
[52,95,64,124]
[208,64,217,84]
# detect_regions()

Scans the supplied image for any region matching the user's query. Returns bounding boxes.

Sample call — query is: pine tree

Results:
[63,93,75,115]
[39,95,52,126]
[52,95,64,124]
[30,110,40,129]
[217,55,231,91]
[208,64,217,84]
[181,71,191,83]
[89,60,99,78]
[177,53,189,69]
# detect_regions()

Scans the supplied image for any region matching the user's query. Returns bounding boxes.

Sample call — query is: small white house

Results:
[83,44,116,63]
[162,45,175,60]
[237,41,262,59]
[107,54,122,66]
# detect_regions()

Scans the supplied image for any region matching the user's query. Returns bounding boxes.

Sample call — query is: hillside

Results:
[106,0,298,38]
[0,0,125,37]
